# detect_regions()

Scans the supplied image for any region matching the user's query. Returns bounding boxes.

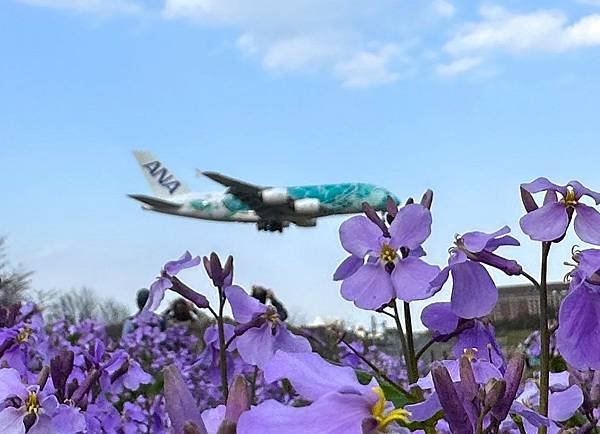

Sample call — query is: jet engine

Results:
[261,188,288,204]
[293,198,320,214]
[294,218,317,227]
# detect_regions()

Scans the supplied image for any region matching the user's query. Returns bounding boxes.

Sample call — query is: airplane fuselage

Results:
[134,183,397,224]
[130,151,399,231]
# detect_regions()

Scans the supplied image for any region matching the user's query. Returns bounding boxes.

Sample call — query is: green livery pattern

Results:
[189,183,398,217]
[287,183,396,213]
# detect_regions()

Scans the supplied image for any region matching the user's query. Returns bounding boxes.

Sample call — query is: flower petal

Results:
[405,392,442,422]
[421,302,459,336]
[569,180,600,204]
[389,203,432,250]
[224,285,267,323]
[0,407,25,434]
[548,385,584,422]
[484,235,520,252]
[237,394,373,434]
[49,406,87,434]
[0,368,27,401]
[339,216,383,257]
[556,283,600,370]
[164,251,201,276]
[450,261,498,319]
[340,263,394,310]
[519,202,569,242]
[235,323,275,368]
[333,255,363,281]
[201,405,226,434]
[272,326,311,355]
[575,248,600,280]
[392,257,441,302]
[429,265,451,293]
[264,351,369,401]
[460,226,511,253]
[521,177,566,195]
[143,277,172,313]
[453,321,505,371]
[574,203,600,245]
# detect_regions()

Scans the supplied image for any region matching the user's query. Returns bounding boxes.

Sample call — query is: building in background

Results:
[490,282,567,322]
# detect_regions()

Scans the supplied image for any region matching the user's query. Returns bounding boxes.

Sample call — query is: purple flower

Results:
[519,177,600,244]
[225,286,310,368]
[98,350,152,395]
[556,248,600,370]
[143,251,205,313]
[0,368,86,434]
[409,352,524,431]
[237,351,410,434]
[511,372,584,433]
[335,203,440,310]
[421,302,505,371]
[196,324,240,386]
[430,226,520,319]
[407,353,503,422]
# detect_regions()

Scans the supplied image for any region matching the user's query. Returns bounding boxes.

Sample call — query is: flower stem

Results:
[538,241,551,434]
[340,337,415,401]
[403,301,419,385]
[520,270,541,289]
[475,411,485,434]
[250,365,259,404]
[391,301,412,380]
[216,286,229,401]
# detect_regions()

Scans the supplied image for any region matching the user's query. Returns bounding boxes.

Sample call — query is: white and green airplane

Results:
[129,151,399,232]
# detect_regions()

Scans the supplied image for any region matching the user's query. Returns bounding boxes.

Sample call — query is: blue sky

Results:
[2,0,600,329]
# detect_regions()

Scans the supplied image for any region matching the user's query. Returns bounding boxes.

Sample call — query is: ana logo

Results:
[143,160,181,195]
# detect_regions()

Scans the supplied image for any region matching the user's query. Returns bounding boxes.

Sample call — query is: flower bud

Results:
[459,356,478,402]
[484,378,506,410]
[420,189,433,210]
[520,186,538,213]
[431,363,472,434]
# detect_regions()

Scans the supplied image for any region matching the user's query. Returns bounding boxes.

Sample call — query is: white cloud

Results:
[161,0,436,87]
[334,44,402,87]
[16,0,142,15]
[576,0,600,6]
[262,37,343,72]
[436,56,482,76]
[431,0,456,18]
[444,6,600,55]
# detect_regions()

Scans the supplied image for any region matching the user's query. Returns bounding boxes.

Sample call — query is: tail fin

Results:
[133,150,190,198]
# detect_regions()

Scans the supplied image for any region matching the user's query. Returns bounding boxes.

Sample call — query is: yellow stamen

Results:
[25,391,41,415]
[16,326,32,344]
[266,312,279,323]
[380,244,397,264]
[463,348,478,361]
[371,387,410,430]
[564,185,577,207]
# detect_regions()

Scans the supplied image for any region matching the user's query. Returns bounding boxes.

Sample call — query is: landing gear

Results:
[257,220,283,232]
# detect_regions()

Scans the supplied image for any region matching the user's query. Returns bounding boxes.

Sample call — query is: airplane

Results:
[129,151,400,232]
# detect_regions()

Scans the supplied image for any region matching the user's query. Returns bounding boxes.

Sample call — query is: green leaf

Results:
[355,369,373,385]
[378,378,410,408]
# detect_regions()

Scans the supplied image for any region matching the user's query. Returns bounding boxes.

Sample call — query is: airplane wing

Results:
[198,170,289,217]
[128,194,182,210]
[199,171,265,193]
